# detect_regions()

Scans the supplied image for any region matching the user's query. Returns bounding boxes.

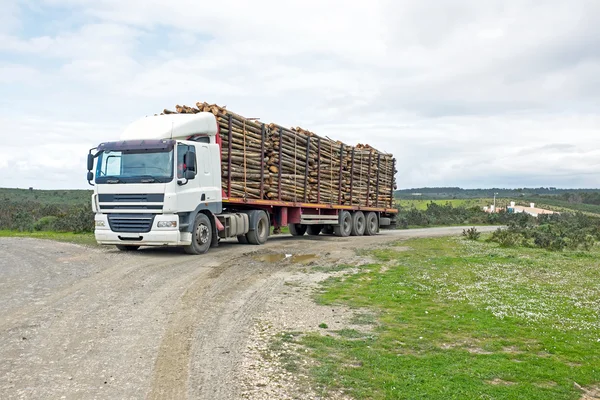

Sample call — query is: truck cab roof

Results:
[120,112,218,141]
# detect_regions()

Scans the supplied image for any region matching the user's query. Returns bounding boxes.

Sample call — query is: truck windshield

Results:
[95,149,174,183]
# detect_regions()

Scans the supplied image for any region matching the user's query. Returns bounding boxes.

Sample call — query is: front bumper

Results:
[94,213,192,246]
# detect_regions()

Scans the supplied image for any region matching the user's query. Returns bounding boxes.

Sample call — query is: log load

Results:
[160,102,397,207]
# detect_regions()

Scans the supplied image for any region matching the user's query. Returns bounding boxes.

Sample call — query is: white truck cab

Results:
[88,112,248,254]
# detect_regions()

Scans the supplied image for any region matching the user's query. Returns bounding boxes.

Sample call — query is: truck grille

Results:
[99,194,164,202]
[107,214,155,233]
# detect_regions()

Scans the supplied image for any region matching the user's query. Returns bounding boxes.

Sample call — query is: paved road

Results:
[0,226,499,399]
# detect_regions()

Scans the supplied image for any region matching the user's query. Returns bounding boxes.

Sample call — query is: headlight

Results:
[95,220,105,227]
[158,221,177,228]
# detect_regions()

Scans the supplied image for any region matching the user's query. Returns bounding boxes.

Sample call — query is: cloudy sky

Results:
[1,0,599,190]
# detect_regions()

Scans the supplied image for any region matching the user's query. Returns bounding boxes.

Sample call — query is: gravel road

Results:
[0,226,499,399]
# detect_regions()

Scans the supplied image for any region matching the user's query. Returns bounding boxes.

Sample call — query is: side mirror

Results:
[87,171,94,185]
[184,151,196,172]
[184,169,196,180]
[87,153,94,171]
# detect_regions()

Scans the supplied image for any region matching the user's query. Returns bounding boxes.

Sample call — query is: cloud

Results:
[0,1,599,189]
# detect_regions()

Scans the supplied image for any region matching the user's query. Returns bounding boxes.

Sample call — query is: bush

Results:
[487,212,600,251]
[489,228,521,248]
[53,204,94,233]
[12,210,35,232]
[34,216,58,231]
[0,200,94,234]
[462,227,481,240]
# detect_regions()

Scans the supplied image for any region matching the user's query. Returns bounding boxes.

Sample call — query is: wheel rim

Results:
[344,215,351,232]
[258,218,266,239]
[196,223,210,244]
[369,216,377,232]
[358,217,365,232]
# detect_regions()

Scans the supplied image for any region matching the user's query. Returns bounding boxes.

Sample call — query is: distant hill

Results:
[0,188,92,205]
[395,187,600,199]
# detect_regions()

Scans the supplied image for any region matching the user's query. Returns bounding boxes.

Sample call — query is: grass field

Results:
[291,236,600,399]
[397,197,600,217]
[397,198,494,210]
[0,230,97,246]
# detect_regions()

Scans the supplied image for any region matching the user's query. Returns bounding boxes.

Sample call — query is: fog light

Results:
[158,221,177,228]
[95,220,105,227]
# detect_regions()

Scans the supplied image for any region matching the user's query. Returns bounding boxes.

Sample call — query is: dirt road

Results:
[0,226,498,399]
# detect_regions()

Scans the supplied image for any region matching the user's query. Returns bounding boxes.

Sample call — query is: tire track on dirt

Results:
[146,249,282,399]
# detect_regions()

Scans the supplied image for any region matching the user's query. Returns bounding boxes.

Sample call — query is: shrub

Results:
[489,228,521,248]
[12,210,35,232]
[34,216,58,231]
[53,204,94,233]
[462,227,481,240]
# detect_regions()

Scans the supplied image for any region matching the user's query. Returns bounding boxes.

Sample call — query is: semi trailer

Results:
[87,103,398,254]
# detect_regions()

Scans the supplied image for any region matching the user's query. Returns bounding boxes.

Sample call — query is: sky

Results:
[1,0,599,190]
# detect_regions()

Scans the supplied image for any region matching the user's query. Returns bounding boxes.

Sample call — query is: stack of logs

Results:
[161,102,397,207]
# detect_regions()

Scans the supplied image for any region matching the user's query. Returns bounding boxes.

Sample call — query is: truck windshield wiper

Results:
[106,178,121,184]
[137,175,157,183]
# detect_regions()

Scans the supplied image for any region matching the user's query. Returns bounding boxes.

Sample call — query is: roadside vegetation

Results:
[285,235,600,399]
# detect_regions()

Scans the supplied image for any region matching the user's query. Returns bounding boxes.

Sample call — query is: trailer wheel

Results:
[247,211,269,245]
[350,211,366,236]
[116,245,139,251]
[307,224,323,236]
[289,223,307,236]
[334,211,352,237]
[322,226,334,235]
[184,213,212,254]
[237,235,249,244]
[364,212,378,236]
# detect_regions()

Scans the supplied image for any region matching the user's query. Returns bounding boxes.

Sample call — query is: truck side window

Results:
[177,144,196,179]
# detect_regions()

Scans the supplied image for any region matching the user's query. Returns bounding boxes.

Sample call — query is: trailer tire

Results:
[350,211,366,236]
[183,213,212,254]
[289,223,307,236]
[322,226,335,235]
[116,245,139,251]
[307,224,323,236]
[334,211,352,237]
[237,235,249,244]
[364,212,379,236]
[247,211,269,245]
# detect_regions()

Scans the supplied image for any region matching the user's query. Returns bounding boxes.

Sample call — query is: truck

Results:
[87,103,398,254]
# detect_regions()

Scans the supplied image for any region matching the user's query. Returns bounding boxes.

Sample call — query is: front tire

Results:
[247,211,269,245]
[116,245,139,251]
[184,213,212,254]
[334,211,352,237]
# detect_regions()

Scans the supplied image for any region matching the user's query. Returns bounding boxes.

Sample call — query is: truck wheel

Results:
[322,226,334,235]
[334,211,352,237]
[364,212,379,236]
[350,211,366,236]
[184,213,212,254]
[116,245,139,251]
[237,235,249,244]
[247,211,269,245]
[289,223,307,236]
[307,224,323,236]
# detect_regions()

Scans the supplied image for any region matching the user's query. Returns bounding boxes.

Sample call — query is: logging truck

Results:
[87,108,398,254]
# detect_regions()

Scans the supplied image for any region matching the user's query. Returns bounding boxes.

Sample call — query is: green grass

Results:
[0,187,91,205]
[293,237,600,399]
[0,230,98,246]
[397,198,493,210]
